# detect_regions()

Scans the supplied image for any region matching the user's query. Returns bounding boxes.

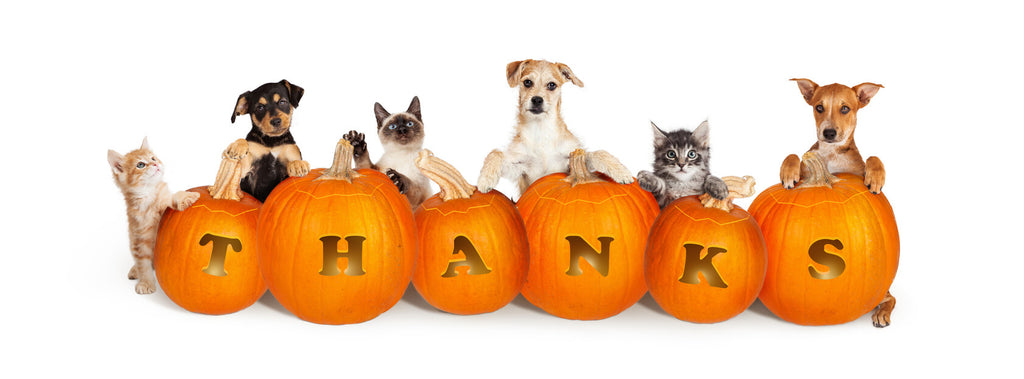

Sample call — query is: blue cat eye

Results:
[389,124,397,130]
[406,121,414,127]
[136,162,146,168]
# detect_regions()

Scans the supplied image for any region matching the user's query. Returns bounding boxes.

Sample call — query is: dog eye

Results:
[389,124,397,130]
[815,105,824,113]
[278,99,288,106]
[687,150,697,159]
[136,162,146,169]
[547,82,557,90]
[666,150,676,159]
[523,79,533,88]
[405,121,414,127]
[841,105,850,114]
[256,104,265,112]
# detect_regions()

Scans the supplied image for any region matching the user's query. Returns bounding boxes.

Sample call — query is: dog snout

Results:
[822,128,837,141]
[270,118,282,128]
[531,96,543,105]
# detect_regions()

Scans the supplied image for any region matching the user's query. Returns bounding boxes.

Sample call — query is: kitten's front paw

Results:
[343,130,367,158]
[288,160,310,177]
[386,169,407,194]
[780,154,801,189]
[180,191,200,210]
[705,177,729,200]
[224,139,249,160]
[135,277,156,295]
[637,171,661,193]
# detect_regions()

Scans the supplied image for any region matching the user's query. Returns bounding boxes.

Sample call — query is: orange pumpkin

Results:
[644,176,766,323]
[516,149,659,320]
[155,141,265,315]
[257,139,417,325]
[749,152,899,325]
[412,150,528,315]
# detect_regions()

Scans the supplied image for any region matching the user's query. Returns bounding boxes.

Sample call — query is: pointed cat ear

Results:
[279,79,304,107]
[107,149,125,174]
[852,82,883,108]
[407,96,422,121]
[374,102,391,129]
[693,120,710,149]
[506,60,527,88]
[554,62,584,87]
[232,91,251,123]
[650,121,668,145]
[140,137,150,150]
[790,78,819,105]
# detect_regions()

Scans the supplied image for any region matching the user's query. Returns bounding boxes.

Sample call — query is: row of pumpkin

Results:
[153,138,899,326]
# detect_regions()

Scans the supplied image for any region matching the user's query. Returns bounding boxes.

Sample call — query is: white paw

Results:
[135,278,156,295]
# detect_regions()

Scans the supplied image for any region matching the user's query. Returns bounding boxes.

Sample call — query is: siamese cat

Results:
[344,96,430,208]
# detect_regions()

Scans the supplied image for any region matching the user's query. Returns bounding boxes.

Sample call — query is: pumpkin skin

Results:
[155,187,265,315]
[749,173,899,326]
[414,189,529,315]
[516,153,659,320]
[645,195,766,323]
[257,146,417,325]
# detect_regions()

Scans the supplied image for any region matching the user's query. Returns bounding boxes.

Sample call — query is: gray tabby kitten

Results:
[637,120,728,209]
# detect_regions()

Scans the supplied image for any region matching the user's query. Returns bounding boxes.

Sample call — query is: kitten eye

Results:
[840,105,850,114]
[256,104,265,112]
[547,82,557,90]
[136,162,146,169]
[389,124,397,130]
[815,104,824,113]
[666,150,676,159]
[687,150,697,159]
[523,79,533,88]
[406,121,414,127]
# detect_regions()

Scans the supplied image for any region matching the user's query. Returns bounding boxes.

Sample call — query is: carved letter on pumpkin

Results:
[677,243,728,288]
[319,236,367,276]
[808,238,845,280]
[441,236,493,278]
[565,236,613,277]
[200,233,242,277]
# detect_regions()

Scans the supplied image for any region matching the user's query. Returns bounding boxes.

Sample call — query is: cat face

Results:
[108,138,164,188]
[375,96,424,147]
[651,121,711,180]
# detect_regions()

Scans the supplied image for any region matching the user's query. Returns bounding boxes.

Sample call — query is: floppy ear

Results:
[107,149,125,173]
[231,91,250,123]
[374,102,391,129]
[692,120,710,149]
[650,121,668,146]
[506,60,526,88]
[279,79,304,107]
[407,96,422,121]
[852,82,884,108]
[140,136,150,150]
[555,62,584,87]
[790,78,819,105]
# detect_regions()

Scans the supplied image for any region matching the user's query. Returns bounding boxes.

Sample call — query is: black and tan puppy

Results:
[228,79,310,202]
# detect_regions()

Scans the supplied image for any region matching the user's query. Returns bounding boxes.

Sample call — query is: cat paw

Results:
[287,160,310,177]
[343,130,367,158]
[127,265,140,280]
[174,191,200,211]
[135,278,157,295]
[637,171,662,193]
[780,154,801,189]
[386,169,407,194]
[224,139,249,160]
[705,177,729,200]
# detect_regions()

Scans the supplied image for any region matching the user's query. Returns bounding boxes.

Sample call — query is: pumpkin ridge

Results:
[766,185,872,208]
[674,204,751,226]
[187,204,259,218]
[535,192,630,206]
[419,194,497,216]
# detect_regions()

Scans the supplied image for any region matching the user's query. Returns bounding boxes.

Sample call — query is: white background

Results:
[4,0,1020,376]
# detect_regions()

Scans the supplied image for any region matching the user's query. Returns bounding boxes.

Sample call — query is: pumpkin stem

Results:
[208,139,248,201]
[317,138,362,182]
[564,149,601,186]
[797,151,840,188]
[415,149,475,201]
[698,175,756,212]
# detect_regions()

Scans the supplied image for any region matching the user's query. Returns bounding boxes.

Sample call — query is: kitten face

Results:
[652,121,711,180]
[109,147,164,189]
[374,96,424,148]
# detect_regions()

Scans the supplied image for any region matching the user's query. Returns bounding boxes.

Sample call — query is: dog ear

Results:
[279,79,304,107]
[693,120,710,149]
[853,82,884,108]
[555,62,584,87]
[374,102,391,129]
[107,149,125,174]
[232,91,250,123]
[506,60,526,88]
[407,96,422,122]
[790,78,819,105]
[650,121,668,145]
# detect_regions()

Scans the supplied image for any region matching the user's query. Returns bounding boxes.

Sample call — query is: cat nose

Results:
[271,118,282,127]
[531,96,543,105]
[822,129,837,140]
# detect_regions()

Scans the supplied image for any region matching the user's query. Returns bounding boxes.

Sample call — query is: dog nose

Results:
[531,96,543,105]
[823,129,837,140]
[270,118,282,127]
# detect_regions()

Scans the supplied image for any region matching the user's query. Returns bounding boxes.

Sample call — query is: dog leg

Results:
[344,130,376,170]
[864,156,886,194]
[586,150,634,184]
[780,154,801,189]
[871,291,895,327]
[477,149,505,193]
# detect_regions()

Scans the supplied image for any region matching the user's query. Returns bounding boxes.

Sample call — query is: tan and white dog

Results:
[478,59,633,195]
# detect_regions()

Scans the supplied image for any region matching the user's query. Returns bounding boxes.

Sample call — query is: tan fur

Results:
[479,59,633,195]
[782,78,895,327]
[226,138,309,181]
[108,138,198,294]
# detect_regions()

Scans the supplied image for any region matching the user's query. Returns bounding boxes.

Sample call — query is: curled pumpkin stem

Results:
[318,138,361,182]
[798,151,840,189]
[699,175,756,212]
[209,139,248,201]
[416,149,475,201]
[564,149,601,187]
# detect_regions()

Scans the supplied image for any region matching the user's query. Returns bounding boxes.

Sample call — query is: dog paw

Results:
[872,309,891,328]
[705,176,729,200]
[224,139,249,160]
[135,277,157,295]
[864,156,885,194]
[386,169,407,194]
[780,154,801,189]
[637,171,662,193]
[288,160,310,177]
[606,166,635,185]
[343,130,367,158]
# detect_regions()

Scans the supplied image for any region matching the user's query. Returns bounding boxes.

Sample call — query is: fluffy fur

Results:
[107,138,198,294]
[637,121,728,208]
[344,96,430,208]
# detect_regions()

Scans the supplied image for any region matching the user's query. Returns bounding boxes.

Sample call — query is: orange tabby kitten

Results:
[107,137,199,294]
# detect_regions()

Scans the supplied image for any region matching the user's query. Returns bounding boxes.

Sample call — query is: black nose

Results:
[270,118,282,127]
[531,96,543,105]
[823,129,837,140]
[397,126,408,135]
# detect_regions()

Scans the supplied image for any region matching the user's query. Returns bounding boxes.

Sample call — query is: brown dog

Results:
[781,78,895,327]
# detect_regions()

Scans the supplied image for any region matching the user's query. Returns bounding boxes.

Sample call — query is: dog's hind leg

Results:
[586,150,634,184]
[872,291,895,327]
